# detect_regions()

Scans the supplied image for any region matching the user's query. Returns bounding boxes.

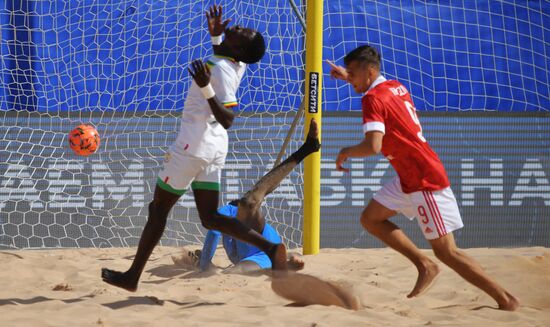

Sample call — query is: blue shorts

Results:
[239,222,281,269]
[241,252,272,269]
[218,203,282,269]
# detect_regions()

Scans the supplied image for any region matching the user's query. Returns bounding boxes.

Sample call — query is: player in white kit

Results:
[102,5,289,291]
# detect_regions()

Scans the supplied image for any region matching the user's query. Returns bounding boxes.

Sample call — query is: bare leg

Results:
[193,188,289,270]
[238,118,319,270]
[101,185,180,291]
[195,119,320,271]
[237,118,320,228]
[361,199,440,297]
[430,233,520,311]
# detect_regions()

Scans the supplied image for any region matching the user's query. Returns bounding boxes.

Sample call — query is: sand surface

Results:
[0,246,549,326]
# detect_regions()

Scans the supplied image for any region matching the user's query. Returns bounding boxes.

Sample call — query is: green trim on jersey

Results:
[157,177,187,196]
[223,101,238,107]
[213,54,237,63]
[191,181,220,191]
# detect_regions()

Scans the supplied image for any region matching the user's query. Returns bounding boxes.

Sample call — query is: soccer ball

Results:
[68,124,100,156]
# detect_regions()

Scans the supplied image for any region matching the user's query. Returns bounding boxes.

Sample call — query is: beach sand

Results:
[0,246,548,326]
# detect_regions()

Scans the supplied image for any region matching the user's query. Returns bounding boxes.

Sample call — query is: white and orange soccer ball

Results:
[68,124,100,156]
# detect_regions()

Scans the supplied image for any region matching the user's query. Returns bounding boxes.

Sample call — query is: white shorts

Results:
[157,150,226,195]
[373,177,464,240]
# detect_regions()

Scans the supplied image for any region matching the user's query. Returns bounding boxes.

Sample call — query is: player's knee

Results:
[360,211,376,233]
[238,196,259,213]
[200,218,214,230]
[200,214,218,230]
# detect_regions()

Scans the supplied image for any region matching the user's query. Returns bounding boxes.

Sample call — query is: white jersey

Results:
[173,55,246,159]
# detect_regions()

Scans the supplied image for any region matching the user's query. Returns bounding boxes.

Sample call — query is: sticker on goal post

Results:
[308,72,319,113]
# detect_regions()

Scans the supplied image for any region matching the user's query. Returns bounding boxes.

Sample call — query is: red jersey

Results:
[362,78,450,193]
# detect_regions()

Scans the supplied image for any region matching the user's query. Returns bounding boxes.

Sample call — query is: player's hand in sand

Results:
[171,248,201,270]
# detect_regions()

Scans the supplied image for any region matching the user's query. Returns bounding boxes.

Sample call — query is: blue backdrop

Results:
[1,0,548,112]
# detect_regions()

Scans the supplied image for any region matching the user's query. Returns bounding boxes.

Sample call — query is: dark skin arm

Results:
[188,59,235,129]
[206,5,231,56]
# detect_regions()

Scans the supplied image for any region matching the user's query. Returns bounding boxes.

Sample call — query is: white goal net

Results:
[0,0,306,249]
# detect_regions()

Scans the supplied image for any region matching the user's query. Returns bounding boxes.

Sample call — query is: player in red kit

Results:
[327,45,519,311]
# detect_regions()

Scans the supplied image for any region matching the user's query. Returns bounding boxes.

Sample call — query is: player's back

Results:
[363,80,449,193]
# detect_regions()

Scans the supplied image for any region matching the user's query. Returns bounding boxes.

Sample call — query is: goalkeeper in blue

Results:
[175,200,305,273]
[174,119,319,273]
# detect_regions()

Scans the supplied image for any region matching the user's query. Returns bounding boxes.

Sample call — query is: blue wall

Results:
[0,1,548,112]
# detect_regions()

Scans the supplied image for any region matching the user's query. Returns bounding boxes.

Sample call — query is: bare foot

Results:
[407,261,440,298]
[498,291,520,311]
[101,268,138,292]
[268,243,288,272]
[287,254,305,271]
[306,118,321,152]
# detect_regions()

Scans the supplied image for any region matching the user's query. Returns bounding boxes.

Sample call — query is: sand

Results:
[0,246,549,327]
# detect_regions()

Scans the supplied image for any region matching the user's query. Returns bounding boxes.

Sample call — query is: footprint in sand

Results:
[271,272,360,310]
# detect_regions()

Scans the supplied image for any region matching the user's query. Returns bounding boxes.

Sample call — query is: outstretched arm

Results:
[188,59,235,129]
[206,5,231,55]
[199,229,222,271]
[326,60,349,82]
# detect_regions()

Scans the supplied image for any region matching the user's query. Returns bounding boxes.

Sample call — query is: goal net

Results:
[0,0,306,249]
[320,1,549,249]
[323,1,548,112]
[2,0,548,250]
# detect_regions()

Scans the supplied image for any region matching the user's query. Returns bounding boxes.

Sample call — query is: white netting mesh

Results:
[2,0,548,249]
[0,0,306,249]
[323,1,549,112]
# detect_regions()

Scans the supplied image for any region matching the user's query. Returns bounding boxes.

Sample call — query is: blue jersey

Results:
[199,203,281,271]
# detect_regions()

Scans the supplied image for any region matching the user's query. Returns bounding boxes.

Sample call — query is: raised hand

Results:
[206,4,231,36]
[326,59,348,81]
[188,59,211,88]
